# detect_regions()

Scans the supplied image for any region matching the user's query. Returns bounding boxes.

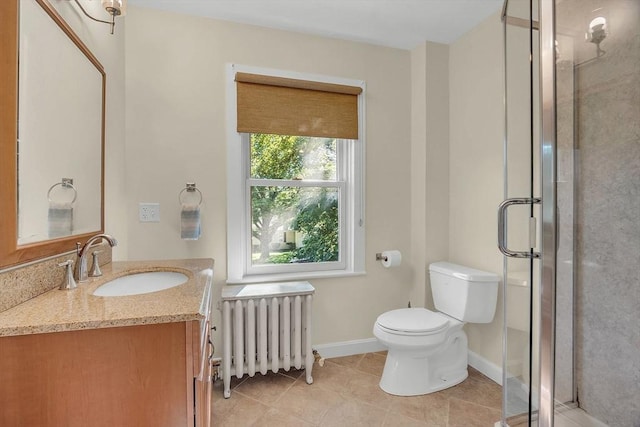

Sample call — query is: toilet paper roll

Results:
[381,250,402,268]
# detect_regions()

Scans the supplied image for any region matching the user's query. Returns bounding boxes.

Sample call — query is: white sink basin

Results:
[93,271,188,297]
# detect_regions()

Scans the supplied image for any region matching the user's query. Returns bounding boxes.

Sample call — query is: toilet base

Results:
[378,330,469,396]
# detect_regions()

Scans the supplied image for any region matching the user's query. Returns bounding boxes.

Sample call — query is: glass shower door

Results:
[501,1,573,425]
[500,1,541,425]
[502,0,639,426]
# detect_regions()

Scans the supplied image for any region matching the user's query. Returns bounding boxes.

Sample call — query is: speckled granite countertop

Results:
[0,258,214,337]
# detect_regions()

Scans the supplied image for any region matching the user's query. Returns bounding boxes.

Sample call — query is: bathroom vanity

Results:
[0,258,214,427]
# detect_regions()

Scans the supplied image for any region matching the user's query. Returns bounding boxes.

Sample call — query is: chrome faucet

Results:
[75,233,117,282]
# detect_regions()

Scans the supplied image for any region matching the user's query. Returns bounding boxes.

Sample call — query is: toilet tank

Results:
[428,262,500,323]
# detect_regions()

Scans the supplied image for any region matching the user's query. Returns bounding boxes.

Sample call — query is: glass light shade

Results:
[101,0,126,16]
[589,16,607,33]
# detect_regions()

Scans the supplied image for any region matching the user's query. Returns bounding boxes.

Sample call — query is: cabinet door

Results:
[0,323,190,427]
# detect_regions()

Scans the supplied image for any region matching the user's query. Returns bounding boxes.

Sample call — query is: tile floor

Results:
[212,352,502,426]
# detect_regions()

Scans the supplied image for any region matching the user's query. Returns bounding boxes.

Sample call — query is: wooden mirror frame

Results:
[0,0,105,269]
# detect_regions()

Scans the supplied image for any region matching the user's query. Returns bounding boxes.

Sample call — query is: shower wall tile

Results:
[577,78,640,149]
[558,0,640,425]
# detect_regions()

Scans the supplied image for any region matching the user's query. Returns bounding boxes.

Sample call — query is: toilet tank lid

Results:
[429,262,500,282]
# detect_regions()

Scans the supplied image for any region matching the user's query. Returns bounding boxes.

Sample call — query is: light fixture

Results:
[70,0,127,35]
[585,11,607,57]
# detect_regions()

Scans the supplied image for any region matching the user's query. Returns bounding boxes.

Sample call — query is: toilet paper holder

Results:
[376,250,402,268]
[375,253,388,261]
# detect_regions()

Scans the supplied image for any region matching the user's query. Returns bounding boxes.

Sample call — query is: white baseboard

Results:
[468,349,503,386]
[313,339,504,387]
[313,338,386,359]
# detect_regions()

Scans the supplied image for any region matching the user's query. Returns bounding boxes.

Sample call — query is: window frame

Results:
[226,64,366,284]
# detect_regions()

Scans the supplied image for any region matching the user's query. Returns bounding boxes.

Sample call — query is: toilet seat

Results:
[376,308,450,335]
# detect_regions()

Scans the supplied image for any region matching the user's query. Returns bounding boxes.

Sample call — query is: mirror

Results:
[0,0,105,268]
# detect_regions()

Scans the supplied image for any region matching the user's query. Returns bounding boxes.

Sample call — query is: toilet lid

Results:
[376,308,449,334]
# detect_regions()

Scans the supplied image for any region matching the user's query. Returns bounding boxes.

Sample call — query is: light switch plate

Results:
[139,203,160,222]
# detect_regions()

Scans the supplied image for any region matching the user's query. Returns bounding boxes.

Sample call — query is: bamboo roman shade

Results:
[235,72,361,140]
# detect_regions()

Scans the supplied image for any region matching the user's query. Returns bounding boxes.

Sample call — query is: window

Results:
[226,65,365,283]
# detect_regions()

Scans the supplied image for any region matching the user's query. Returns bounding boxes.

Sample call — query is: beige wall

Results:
[424,42,451,310]
[124,6,414,351]
[7,3,506,371]
[409,44,428,307]
[449,13,504,366]
[410,42,450,309]
[125,6,507,365]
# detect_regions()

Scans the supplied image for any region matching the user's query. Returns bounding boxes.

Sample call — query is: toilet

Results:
[373,261,499,396]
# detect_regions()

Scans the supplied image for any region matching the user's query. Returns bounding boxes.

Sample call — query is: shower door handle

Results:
[498,197,541,258]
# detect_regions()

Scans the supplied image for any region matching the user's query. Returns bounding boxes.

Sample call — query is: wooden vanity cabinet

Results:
[0,320,211,427]
[195,316,214,427]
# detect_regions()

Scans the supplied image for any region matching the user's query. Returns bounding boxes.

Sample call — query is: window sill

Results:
[226,269,366,285]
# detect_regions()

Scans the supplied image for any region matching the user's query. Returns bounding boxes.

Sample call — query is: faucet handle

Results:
[58,260,78,290]
[90,251,103,277]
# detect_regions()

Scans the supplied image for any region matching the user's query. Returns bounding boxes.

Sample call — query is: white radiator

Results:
[220,282,315,398]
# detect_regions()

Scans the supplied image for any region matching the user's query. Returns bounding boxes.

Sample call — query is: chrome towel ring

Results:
[178,182,203,206]
[47,178,77,203]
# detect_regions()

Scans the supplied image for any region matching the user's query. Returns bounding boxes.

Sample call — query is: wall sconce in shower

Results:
[585,13,607,57]
[69,0,127,35]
